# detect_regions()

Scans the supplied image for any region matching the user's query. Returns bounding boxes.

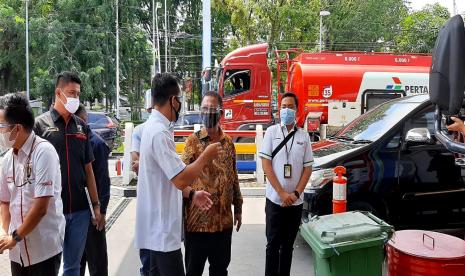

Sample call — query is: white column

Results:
[255,125,265,185]
[122,122,134,185]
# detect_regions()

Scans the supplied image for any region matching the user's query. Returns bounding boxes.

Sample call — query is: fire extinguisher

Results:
[116,158,122,176]
[332,166,347,214]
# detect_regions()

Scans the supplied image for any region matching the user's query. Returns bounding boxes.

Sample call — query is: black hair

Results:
[151,73,181,106]
[202,91,223,109]
[0,93,34,132]
[75,104,87,118]
[56,71,81,88]
[282,92,299,108]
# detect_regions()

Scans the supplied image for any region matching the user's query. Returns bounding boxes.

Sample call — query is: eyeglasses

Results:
[201,107,222,113]
[0,123,12,129]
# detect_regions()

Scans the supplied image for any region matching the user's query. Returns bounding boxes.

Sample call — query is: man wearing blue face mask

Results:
[259,92,313,276]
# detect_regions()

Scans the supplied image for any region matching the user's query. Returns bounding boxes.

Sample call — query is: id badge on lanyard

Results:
[281,128,295,179]
[284,164,292,178]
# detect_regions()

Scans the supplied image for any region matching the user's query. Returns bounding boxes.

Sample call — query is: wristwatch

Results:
[92,201,101,208]
[12,230,22,242]
[293,190,300,198]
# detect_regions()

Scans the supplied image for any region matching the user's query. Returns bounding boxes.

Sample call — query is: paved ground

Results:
[0,194,122,276]
[108,197,315,276]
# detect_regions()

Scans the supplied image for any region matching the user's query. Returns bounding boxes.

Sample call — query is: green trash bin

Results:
[300,211,393,276]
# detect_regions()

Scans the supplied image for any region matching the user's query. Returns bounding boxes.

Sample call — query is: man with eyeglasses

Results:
[34,72,102,276]
[0,93,65,276]
[181,91,243,276]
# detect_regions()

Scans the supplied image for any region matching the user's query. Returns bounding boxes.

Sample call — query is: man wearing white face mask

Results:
[0,93,65,275]
[259,93,313,276]
[34,72,102,276]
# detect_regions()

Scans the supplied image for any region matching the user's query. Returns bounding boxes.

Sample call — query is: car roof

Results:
[87,111,107,115]
[394,94,429,104]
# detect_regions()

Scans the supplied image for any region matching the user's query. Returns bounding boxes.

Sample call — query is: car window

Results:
[404,105,435,135]
[88,113,109,127]
[385,131,402,149]
[337,99,421,142]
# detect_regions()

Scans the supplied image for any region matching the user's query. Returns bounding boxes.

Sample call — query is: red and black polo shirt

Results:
[34,108,94,214]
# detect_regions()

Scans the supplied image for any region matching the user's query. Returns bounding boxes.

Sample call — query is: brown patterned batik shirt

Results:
[181,128,243,233]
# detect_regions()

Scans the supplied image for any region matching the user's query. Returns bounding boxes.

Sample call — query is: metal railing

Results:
[121,123,265,185]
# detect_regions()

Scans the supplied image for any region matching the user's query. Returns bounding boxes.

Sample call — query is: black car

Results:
[88,111,118,149]
[175,111,203,130]
[304,94,465,230]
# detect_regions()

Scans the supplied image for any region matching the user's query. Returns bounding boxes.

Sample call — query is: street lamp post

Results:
[152,1,162,75]
[155,2,161,74]
[319,10,330,52]
[25,0,30,100]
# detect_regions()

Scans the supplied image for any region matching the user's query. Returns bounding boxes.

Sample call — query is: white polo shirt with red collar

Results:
[0,132,65,266]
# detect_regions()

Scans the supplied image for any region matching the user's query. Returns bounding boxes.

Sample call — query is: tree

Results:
[323,0,408,51]
[396,3,450,53]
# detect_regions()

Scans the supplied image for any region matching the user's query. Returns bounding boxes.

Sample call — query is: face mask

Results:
[59,90,80,114]
[0,126,17,149]
[202,112,220,128]
[280,108,296,126]
[171,96,182,122]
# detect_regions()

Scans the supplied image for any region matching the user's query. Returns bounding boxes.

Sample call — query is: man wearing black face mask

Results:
[181,91,243,276]
[135,74,223,276]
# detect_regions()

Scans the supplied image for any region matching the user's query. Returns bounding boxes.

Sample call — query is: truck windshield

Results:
[336,99,422,142]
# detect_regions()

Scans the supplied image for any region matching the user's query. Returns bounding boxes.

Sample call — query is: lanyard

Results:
[280,126,295,164]
[12,135,37,188]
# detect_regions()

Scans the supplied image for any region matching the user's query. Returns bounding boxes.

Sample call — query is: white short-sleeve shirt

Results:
[131,122,145,153]
[259,124,314,205]
[134,110,186,252]
[0,132,65,266]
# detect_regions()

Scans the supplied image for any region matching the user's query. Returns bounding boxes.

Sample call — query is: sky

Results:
[409,0,465,15]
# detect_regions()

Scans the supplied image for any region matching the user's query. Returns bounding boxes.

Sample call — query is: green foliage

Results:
[396,3,450,53]
[0,0,453,115]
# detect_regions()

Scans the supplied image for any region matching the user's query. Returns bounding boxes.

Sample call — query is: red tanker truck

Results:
[203,43,432,139]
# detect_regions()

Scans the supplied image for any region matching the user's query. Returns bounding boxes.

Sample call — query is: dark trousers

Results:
[80,223,108,276]
[185,229,232,276]
[265,199,303,276]
[149,248,185,276]
[140,249,151,276]
[11,253,61,276]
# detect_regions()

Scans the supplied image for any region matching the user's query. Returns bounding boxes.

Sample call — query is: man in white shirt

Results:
[131,89,152,175]
[0,93,65,276]
[259,93,313,276]
[135,73,221,276]
[131,91,152,275]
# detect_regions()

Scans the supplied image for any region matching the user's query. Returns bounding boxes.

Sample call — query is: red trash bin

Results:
[387,230,465,276]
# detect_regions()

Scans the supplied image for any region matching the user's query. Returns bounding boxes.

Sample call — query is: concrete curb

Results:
[110,185,265,198]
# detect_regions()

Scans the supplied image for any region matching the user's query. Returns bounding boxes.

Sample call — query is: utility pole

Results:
[115,0,120,118]
[164,0,168,72]
[152,0,156,76]
[202,0,212,96]
[155,2,161,73]
[319,11,330,52]
[453,0,458,16]
[25,0,30,100]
